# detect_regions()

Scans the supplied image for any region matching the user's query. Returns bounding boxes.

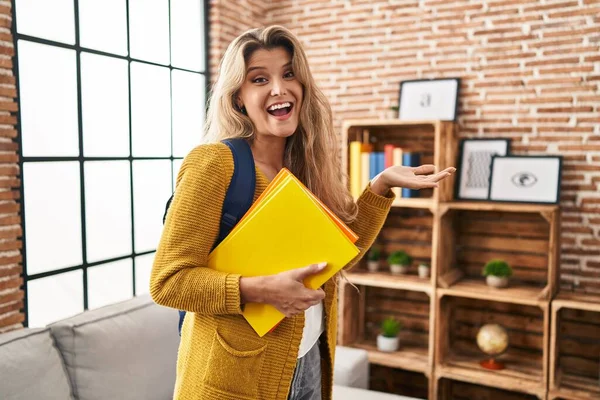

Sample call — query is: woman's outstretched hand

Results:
[370,164,456,196]
[240,263,327,318]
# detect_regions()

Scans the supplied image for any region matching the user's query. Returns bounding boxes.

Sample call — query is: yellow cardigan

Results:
[150,143,394,400]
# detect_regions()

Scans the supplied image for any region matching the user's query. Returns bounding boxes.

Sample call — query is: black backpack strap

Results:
[216,138,256,246]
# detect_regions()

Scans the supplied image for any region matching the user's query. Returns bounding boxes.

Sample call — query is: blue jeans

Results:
[288,340,322,400]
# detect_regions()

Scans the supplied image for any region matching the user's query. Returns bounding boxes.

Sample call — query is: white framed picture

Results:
[455,138,511,201]
[489,156,563,204]
[398,78,460,121]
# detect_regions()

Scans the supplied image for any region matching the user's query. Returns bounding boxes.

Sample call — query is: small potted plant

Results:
[483,259,513,288]
[377,316,402,352]
[367,246,381,272]
[387,250,412,275]
[418,262,430,278]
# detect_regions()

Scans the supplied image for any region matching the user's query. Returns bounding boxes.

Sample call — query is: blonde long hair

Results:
[204,26,357,223]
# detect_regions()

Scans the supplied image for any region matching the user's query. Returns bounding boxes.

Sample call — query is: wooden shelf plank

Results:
[351,341,430,374]
[438,278,548,306]
[343,119,442,129]
[553,292,600,311]
[392,197,435,210]
[437,355,546,398]
[442,201,558,214]
[346,271,432,294]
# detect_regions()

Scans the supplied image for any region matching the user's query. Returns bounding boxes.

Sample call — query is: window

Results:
[14,0,208,327]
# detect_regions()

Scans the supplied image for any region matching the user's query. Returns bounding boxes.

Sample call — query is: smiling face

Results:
[236,47,303,140]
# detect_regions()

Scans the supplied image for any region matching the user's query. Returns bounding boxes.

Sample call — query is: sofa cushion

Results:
[49,294,179,400]
[0,327,74,400]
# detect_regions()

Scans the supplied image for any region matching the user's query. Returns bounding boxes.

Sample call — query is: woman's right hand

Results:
[240,263,327,318]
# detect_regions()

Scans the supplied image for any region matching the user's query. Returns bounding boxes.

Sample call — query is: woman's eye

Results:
[252,77,267,83]
[284,71,295,78]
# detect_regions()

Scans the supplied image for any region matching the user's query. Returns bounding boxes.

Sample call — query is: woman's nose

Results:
[270,78,287,96]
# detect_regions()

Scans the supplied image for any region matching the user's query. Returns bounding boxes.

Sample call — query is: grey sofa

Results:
[0,295,179,400]
[0,295,418,400]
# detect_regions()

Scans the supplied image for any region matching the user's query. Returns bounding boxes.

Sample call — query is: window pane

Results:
[79,0,128,55]
[87,259,133,310]
[172,159,183,192]
[172,70,204,157]
[170,0,205,71]
[129,0,170,65]
[18,41,79,157]
[24,162,82,275]
[135,253,155,295]
[84,161,132,263]
[131,62,171,157]
[15,0,75,44]
[133,160,171,252]
[27,270,83,328]
[81,53,130,157]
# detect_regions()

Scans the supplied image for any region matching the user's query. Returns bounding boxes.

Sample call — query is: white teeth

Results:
[268,102,291,111]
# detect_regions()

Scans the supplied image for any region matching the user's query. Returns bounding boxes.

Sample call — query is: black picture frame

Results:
[398,78,460,121]
[454,138,511,201]
[488,155,563,205]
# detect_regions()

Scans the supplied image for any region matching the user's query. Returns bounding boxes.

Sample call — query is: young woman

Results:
[150,25,455,400]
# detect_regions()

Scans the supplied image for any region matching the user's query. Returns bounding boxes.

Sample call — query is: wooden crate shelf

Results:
[391,197,435,211]
[436,206,560,305]
[436,377,541,400]
[338,282,434,376]
[435,294,548,398]
[342,119,457,203]
[549,293,600,400]
[345,271,432,294]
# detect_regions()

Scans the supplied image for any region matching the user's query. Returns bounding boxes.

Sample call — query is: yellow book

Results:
[349,141,362,199]
[208,169,360,337]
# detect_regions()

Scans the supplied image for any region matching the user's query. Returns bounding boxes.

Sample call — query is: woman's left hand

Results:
[370,165,457,196]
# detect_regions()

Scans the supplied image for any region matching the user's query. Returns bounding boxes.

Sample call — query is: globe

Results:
[476,323,509,370]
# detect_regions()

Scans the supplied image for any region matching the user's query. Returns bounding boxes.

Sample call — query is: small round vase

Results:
[377,335,399,352]
[367,261,379,272]
[390,264,408,275]
[486,275,509,288]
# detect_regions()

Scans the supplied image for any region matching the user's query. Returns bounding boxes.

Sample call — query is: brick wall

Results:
[0,0,21,332]
[218,0,600,294]
[3,0,598,331]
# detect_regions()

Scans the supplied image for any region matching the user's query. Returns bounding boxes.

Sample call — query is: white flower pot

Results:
[486,275,509,288]
[377,334,399,352]
[418,265,430,278]
[367,261,379,272]
[390,264,408,275]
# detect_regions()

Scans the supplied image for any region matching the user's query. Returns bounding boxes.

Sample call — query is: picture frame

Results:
[455,138,511,201]
[398,78,460,121]
[488,155,563,204]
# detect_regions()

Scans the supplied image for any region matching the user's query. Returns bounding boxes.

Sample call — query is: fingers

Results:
[412,164,436,175]
[292,262,327,281]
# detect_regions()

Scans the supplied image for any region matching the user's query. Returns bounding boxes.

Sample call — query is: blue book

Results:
[376,152,385,176]
[402,152,421,198]
[369,152,378,180]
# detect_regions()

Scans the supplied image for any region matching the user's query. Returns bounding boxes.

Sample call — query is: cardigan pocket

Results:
[203,331,267,399]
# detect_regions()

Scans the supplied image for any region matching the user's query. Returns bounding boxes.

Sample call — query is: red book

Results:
[384,144,395,169]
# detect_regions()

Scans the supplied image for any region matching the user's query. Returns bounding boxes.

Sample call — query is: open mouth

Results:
[266,102,293,117]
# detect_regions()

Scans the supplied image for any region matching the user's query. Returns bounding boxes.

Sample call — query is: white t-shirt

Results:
[297,301,324,358]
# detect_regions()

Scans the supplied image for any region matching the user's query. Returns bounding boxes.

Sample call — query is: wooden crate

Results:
[370,365,429,399]
[338,282,434,377]
[435,293,549,399]
[549,293,600,400]
[341,119,457,204]
[437,202,560,305]
[436,377,541,400]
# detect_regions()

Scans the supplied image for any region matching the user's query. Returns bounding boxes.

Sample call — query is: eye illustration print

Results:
[511,172,538,188]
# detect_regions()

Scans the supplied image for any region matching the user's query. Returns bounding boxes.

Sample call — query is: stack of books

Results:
[208,168,360,337]
[349,131,421,199]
